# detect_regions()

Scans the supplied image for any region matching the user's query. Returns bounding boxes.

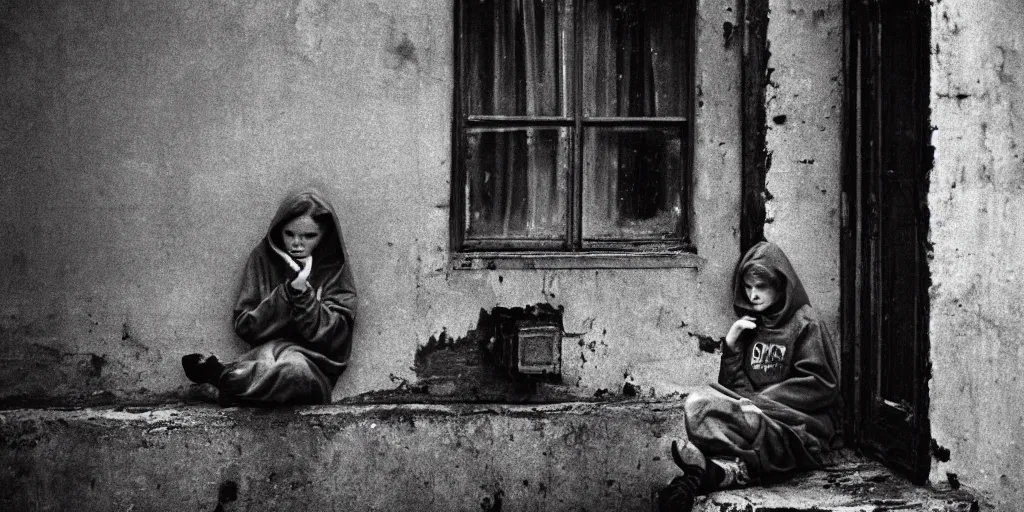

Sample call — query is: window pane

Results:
[582,126,682,239]
[581,0,688,118]
[463,0,570,117]
[465,128,570,239]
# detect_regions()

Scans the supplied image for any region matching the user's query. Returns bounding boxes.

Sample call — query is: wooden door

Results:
[843,0,932,484]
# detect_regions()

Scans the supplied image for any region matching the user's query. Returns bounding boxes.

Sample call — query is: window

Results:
[452,0,694,254]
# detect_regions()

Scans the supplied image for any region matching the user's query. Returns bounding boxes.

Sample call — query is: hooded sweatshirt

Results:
[232,190,358,367]
[718,241,841,442]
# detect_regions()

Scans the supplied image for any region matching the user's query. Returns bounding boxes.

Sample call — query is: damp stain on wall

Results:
[386,32,418,69]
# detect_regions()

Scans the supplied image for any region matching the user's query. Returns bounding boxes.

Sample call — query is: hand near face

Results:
[290,256,313,291]
[725,315,758,351]
[271,243,302,273]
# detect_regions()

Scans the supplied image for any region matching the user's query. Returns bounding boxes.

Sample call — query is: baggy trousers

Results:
[217,340,342,405]
[683,384,828,478]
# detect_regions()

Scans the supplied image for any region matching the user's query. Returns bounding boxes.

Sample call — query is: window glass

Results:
[582,126,682,241]
[581,0,687,118]
[463,0,570,117]
[465,127,570,239]
[455,0,692,252]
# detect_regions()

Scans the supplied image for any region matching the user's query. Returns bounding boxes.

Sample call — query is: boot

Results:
[656,440,707,512]
[181,353,225,385]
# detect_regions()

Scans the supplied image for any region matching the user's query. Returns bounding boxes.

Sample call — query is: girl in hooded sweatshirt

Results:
[658,241,841,511]
[181,190,358,405]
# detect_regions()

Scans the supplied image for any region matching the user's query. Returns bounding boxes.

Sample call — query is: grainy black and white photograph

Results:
[0,0,1018,510]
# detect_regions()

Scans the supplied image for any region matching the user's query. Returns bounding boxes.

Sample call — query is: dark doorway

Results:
[842,0,932,484]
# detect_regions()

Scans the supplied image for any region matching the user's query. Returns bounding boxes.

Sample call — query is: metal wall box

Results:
[510,324,562,376]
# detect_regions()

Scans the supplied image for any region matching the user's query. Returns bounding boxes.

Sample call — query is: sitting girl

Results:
[659,241,841,510]
[182,189,358,405]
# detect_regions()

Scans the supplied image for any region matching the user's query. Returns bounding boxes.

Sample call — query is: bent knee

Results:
[684,387,742,431]
[684,388,716,414]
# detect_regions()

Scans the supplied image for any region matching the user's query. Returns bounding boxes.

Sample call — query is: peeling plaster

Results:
[929,0,1024,508]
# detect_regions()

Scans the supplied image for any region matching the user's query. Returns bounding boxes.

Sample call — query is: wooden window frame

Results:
[449,0,697,264]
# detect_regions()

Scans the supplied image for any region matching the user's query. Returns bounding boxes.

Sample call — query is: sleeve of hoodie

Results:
[756,318,840,412]
[233,251,294,347]
[282,262,357,359]
[718,332,755,393]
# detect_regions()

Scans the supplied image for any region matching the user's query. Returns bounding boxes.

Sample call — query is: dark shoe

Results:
[181,353,224,385]
[657,440,708,512]
[657,474,696,512]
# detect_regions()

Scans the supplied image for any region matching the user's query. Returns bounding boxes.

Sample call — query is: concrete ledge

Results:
[0,402,980,511]
[2,401,689,511]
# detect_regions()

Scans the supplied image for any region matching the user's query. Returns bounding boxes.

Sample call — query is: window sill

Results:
[450,251,704,270]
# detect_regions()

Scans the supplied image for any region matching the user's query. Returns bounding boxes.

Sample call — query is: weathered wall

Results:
[0,0,814,402]
[929,0,1024,509]
[763,0,844,334]
[0,0,460,400]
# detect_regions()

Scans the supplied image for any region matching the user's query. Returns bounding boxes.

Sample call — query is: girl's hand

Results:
[290,256,313,291]
[725,315,758,351]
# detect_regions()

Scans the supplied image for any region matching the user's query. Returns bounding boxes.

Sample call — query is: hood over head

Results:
[733,241,810,327]
[265,189,347,267]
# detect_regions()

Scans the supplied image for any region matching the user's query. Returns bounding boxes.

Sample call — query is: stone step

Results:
[0,402,979,511]
[696,463,980,512]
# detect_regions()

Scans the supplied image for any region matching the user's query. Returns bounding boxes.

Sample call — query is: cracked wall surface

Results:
[929,0,1024,509]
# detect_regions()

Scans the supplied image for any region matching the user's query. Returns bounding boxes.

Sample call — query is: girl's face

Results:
[281,215,323,259]
[743,274,779,313]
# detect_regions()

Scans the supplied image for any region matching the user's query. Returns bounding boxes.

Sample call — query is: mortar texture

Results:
[929,1,1024,509]
[0,0,806,403]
